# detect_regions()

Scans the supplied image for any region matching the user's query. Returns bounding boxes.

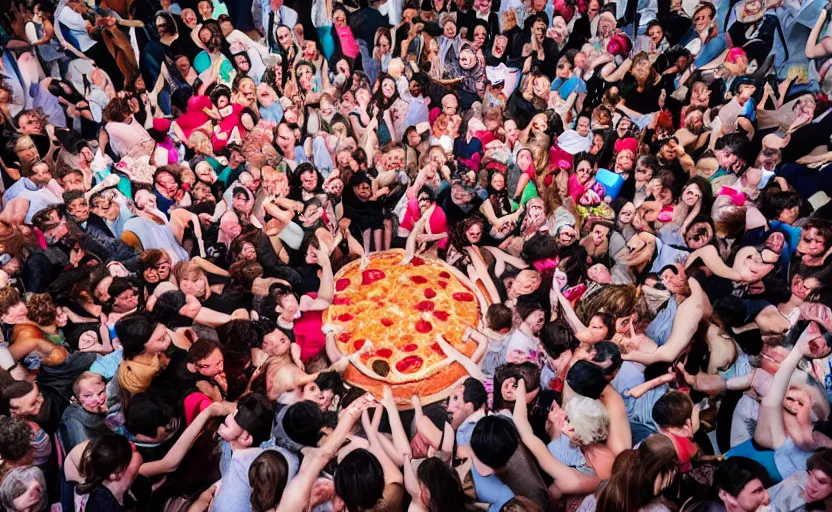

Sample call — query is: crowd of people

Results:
[0,0,831,509]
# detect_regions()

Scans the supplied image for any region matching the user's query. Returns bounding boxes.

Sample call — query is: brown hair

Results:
[139,249,171,270]
[0,288,24,318]
[25,293,58,326]
[248,450,289,511]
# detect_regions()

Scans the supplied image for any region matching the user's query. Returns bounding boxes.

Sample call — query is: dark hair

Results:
[520,232,558,261]
[714,457,769,498]
[107,276,138,301]
[0,415,33,462]
[493,362,542,409]
[187,338,221,364]
[77,434,133,494]
[281,400,323,447]
[470,415,519,470]
[461,377,488,411]
[761,189,802,221]
[125,392,174,437]
[249,450,289,512]
[539,322,579,359]
[417,457,471,512]
[115,313,159,360]
[652,390,693,429]
[152,290,188,327]
[233,393,274,448]
[334,449,385,512]
[590,312,615,341]
[714,132,750,163]
[514,295,543,322]
[591,341,622,378]
[316,371,346,396]
[487,304,513,331]
[416,185,436,202]
[566,360,607,399]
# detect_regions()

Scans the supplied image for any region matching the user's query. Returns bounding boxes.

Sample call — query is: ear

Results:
[238,430,253,448]
[718,489,734,506]
[186,362,197,374]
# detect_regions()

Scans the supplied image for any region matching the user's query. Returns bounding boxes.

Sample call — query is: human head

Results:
[0,416,33,467]
[715,457,770,512]
[470,415,520,476]
[2,380,43,419]
[334,449,385,512]
[249,450,289,512]
[563,396,610,446]
[73,371,107,414]
[804,449,832,503]
[0,465,48,512]
[78,434,142,494]
[186,339,225,379]
[652,391,694,436]
[115,313,170,360]
[416,457,470,512]
[447,377,487,427]
[218,392,274,450]
[565,360,606,399]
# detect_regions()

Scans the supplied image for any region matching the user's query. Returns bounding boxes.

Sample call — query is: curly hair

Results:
[448,215,487,254]
[25,293,58,326]
[0,416,33,462]
[565,397,610,445]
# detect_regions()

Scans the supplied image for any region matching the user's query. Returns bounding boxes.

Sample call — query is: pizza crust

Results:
[325,250,488,405]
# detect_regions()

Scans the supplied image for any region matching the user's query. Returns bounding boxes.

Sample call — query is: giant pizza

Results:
[324,249,487,405]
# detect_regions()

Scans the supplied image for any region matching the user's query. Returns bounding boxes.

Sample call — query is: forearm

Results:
[193,307,232,327]
[140,406,217,477]
[415,415,443,449]
[601,387,631,453]
[383,404,413,460]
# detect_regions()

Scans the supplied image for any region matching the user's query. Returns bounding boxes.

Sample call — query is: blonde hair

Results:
[189,131,214,156]
[72,371,104,397]
[565,397,610,445]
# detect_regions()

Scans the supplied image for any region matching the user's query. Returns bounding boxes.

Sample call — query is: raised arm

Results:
[411,395,444,449]
[623,277,706,365]
[278,395,376,512]
[379,387,413,465]
[513,381,601,494]
[301,246,334,311]
[685,245,741,281]
[599,385,631,454]
[755,324,813,449]
[139,402,234,477]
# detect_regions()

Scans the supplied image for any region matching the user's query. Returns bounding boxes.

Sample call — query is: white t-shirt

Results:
[57,7,97,52]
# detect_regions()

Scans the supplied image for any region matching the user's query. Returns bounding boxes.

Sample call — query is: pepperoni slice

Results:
[353,339,366,350]
[437,281,449,289]
[433,310,449,321]
[337,332,351,343]
[396,355,424,373]
[430,342,446,356]
[415,300,435,312]
[402,343,418,352]
[439,271,451,279]
[362,269,387,285]
[409,275,428,284]
[411,256,426,266]
[452,292,475,302]
[336,278,351,291]
[333,296,351,305]
[376,348,393,358]
[337,313,354,322]
[424,288,437,299]
[380,318,394,327]
[415,319,433,333]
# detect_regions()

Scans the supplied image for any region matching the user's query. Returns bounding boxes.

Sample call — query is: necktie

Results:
[268,10,276,51]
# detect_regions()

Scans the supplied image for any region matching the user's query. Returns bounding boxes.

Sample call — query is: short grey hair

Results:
[0,466,47,512]
[565,397,610,446]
